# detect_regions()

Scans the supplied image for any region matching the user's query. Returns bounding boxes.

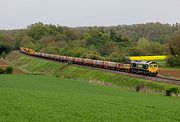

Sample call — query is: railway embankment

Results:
[4,51,180,93]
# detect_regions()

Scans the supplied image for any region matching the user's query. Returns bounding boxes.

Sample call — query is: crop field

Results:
[0,74,180,122]
[129,55,168,61]
[5,52,179,92]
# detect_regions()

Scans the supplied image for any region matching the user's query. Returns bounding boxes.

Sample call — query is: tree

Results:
[148,41,167,55]
[169,35,180,55]
[166,35,180,66]
[137,38,150,51]
[108,52,129,63]
[85,29,110,48]
[99,41,119,56]
[63,28,81,40]
[28,22,58,41]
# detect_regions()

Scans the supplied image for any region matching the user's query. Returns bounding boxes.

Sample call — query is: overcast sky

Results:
[0,0,180,29]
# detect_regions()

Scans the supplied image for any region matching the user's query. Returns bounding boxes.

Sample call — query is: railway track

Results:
[19,51,180,86]
[75,64,180,85]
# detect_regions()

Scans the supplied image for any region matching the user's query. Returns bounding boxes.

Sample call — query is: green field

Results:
[0,74,180,122]
[5,52,179,92]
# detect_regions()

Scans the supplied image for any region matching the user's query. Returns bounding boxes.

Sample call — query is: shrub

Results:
[5,67,13,74]
[165,87,180,96]
[0,68,5,74]
[136,84,144,92]
[166,55,180,67]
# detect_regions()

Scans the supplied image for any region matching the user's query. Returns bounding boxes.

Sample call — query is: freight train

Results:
[20,47,158,76]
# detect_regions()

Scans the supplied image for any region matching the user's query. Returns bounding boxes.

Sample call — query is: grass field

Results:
[5,52,179,93]
[0,74,180,122]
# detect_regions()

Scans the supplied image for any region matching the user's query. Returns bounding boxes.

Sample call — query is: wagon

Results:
[49,54,55,60]
[67,57,75,62]
[84,59,93,65]
[74,58,83,64]
[104,61,116,69]
[95,60,104,67]
[54,55,60,61]
[59,56,67,62]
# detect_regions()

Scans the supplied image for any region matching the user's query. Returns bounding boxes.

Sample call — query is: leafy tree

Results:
[85,29,110,48]
[166,55,180,66]
[137,38,150,51]
[99,41,119,56]
[148,41,167,55]
[128,47,147,56]
[63,28,81,40]
[108,52,129,63]
[28,22,58,41]
[169,35,180,55]
[166,35,180,66]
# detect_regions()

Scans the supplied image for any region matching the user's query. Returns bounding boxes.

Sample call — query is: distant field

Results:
[5,51,179,93]
[0,74,180,122]
[129,55,168,61]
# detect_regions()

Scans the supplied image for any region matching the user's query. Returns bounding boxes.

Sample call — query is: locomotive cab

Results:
[147,62,158,76]
[130,61,158,76]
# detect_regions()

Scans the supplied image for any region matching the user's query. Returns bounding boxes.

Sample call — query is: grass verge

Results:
[5,51,180,93]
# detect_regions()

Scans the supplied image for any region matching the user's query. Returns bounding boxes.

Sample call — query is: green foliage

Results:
[64,28,81,40]
[99,41,119,56]
[166,55,180,66]
[108,52,130,63]
[128,47,147,56]
[5,66,13,74]
[1,22,180,63]
[166,87,180,96]
[85,29,109,48]
[0,41,13,55]
[28,22,58,40]
[137,38,150,51]
[0,68,4,74]
[169,35,180,55]
[129,38,168,56]
[0,67,13,74]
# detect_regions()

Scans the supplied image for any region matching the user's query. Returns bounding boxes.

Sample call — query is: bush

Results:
[166,55,180,67]
[5,67,13,74]
[0,68,5,74]
[165,87,180,96]
[136,84,144,92]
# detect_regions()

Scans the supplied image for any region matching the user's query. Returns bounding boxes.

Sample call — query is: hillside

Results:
[5,51,179,93]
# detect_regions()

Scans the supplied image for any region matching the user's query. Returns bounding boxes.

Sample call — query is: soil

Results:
[12,69,24,74]
[0,60,24,74]
[159,69,180,78]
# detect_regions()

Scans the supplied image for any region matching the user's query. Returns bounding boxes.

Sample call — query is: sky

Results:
[0,0,180,29]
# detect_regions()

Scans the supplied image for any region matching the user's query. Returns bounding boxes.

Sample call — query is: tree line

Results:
[0,22,180,66]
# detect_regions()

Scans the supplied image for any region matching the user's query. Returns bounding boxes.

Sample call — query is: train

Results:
[20,47,158,76]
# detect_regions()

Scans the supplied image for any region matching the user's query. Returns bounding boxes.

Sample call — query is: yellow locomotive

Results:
[130,61,158,76]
